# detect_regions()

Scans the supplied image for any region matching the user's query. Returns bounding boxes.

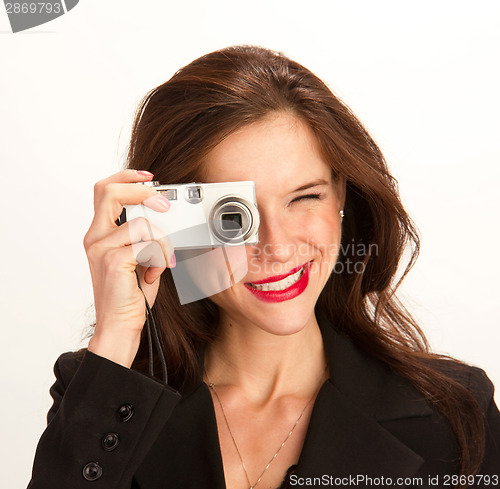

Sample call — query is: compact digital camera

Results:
[122,181,260,249]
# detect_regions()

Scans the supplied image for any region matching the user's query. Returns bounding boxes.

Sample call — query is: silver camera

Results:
[123,181,260,250]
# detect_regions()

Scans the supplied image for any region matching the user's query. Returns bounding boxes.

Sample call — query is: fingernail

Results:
[170,252,176,268]
[143,195,170,212]
[137,170,154,177]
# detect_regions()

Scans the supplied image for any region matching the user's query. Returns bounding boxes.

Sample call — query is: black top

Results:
[28,312,500,488]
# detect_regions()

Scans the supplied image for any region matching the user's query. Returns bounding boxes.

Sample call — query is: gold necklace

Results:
[206,367,327,489]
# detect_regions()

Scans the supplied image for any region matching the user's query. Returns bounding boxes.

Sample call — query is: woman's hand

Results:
[83,170,175,368]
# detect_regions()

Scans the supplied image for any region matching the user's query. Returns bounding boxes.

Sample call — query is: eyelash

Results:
[291,193,322,204]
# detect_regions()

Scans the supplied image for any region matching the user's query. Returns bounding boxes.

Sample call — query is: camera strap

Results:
[134,269,168,385]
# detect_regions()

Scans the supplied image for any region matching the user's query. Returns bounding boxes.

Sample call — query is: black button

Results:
[102,432,119,451]
[82,462,102,481]
[117,403,134,422]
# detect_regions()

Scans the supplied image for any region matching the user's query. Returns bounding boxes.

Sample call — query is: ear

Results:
[333,174,346,211]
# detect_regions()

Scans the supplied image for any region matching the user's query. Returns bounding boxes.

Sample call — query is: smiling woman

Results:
[203,114,344,330]
[28,46,500,489]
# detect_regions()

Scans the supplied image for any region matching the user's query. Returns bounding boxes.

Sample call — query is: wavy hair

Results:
[125,45,485,477]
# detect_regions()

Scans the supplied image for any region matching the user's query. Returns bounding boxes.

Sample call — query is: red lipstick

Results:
[249,262,306,285]
[244,261,312,303]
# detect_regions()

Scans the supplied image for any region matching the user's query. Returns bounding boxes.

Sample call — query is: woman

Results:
[28,46,500,489]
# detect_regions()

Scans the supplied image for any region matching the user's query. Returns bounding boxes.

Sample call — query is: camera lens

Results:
[210,197,258,245]
[221,213,243,231]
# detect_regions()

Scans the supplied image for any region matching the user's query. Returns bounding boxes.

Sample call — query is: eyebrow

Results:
[292,179,329,193]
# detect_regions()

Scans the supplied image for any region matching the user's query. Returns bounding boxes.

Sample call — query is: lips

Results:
[248,262,306,285]
[244,261,312,303]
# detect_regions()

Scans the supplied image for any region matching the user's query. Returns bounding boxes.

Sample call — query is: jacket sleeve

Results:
[469,367,500,475]
[27,349,181,489]
[482,393,500,474]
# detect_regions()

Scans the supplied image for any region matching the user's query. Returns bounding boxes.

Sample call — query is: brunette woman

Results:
[29,45,500,489]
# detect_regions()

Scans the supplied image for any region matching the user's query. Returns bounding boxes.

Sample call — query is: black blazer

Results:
[28,313,500,488]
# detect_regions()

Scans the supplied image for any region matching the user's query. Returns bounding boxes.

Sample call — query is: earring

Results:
[340,210,345,218]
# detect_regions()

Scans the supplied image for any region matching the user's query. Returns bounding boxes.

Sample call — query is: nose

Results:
[248,210,297,266]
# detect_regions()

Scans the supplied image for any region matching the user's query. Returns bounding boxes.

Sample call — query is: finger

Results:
[87,217,175,267]
[98,243,168,294]
[97,169,155,187]
[93,182,159,230]
[135,265,163,305]
[143,266,164,285]
[93,169,156,213]
[92,169,156,221]
[132,240,169,269]
[142,194,171,212]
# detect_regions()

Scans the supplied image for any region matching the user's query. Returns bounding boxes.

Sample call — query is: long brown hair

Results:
[125,45,484,477]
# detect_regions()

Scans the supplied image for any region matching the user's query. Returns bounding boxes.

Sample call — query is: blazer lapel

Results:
[294,311,433,479]
[134,381,227,489]
[294,381,425,479]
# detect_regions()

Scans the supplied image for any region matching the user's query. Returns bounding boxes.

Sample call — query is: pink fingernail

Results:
[156,196,170,209]
[143,195,170,212]
[170,253,176,268]
[137,170,154,177]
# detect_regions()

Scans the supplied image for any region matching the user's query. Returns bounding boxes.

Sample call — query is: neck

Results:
[204,311,327,405]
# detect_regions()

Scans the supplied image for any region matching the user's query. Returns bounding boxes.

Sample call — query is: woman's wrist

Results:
[88,329,141,368]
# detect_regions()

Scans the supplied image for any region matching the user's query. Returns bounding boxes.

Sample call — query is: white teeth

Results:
[250,267,305,292]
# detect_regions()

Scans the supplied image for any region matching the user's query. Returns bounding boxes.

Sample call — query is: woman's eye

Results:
[290,193,322,204]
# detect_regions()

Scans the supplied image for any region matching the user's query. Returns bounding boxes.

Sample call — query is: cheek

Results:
[209,282,244,312]
[299,211,341,256]
[301,214,342,284]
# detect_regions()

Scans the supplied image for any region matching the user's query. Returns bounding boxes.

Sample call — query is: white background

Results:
[1,1,499,486]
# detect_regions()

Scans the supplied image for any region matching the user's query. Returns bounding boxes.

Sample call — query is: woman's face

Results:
[202,113,345,336]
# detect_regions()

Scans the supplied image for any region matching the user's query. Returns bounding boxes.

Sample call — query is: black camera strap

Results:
[134,269,168,385]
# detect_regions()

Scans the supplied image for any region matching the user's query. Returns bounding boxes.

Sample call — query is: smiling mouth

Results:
[247,264,307,292]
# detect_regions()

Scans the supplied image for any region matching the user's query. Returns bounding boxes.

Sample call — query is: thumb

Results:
[135,265,162,306]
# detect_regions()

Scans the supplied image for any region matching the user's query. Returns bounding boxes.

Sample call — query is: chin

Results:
[258,320,312,337]
[241,301,316,337]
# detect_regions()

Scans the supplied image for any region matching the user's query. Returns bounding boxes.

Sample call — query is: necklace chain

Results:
[206,367,327,489]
